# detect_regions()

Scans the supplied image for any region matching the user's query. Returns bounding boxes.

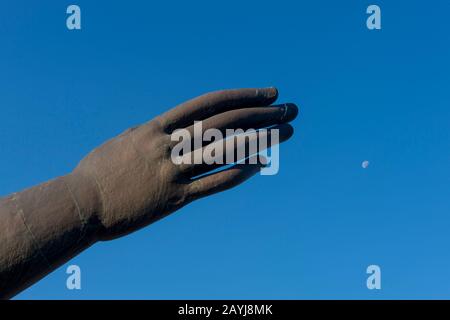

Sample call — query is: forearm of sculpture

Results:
[0,172,101,299]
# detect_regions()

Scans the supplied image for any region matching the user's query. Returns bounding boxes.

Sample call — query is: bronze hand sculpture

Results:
[0,87,298,299]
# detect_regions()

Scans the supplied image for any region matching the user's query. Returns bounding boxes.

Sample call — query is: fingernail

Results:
[280,103,299,122]
[265,87,278,99]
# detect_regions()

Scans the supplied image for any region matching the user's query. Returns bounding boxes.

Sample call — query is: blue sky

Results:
[1,0,450,299]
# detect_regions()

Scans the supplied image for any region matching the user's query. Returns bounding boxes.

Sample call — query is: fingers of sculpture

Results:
[173,123,294,177]
[157,87,279,133]
[186,155,266,201]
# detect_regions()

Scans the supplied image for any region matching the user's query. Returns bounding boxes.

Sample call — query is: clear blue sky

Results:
[1,0,450,299]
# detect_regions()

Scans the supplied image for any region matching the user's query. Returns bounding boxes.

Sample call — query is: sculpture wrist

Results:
[0,173,103,298]
[64,170,105,243]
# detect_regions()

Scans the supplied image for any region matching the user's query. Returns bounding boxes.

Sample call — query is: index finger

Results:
[158,87,278,133]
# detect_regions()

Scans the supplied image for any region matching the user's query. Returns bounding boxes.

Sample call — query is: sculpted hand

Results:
[0,87,298,298]
[74,87,298,240]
